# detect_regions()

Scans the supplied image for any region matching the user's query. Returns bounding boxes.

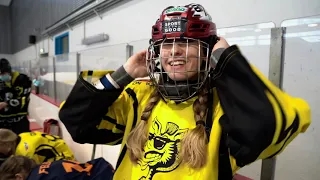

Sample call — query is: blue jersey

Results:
[27,158,114,180]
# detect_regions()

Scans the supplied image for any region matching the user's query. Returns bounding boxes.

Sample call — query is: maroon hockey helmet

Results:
[146,4,218,102]
[151,4,217,42]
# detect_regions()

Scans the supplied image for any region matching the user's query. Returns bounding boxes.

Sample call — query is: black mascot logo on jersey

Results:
[138,117,188,180]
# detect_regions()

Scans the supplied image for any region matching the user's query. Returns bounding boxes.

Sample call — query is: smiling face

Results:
[146,37,211,101]
[158,38,207,81]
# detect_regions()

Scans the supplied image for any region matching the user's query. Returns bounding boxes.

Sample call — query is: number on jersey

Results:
[62,160,93,176]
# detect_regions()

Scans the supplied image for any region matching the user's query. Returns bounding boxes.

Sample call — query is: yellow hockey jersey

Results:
[15,131,75,164]
[59,45,311,180]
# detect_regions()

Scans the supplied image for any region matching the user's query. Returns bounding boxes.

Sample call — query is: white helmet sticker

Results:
[188,3,212,21]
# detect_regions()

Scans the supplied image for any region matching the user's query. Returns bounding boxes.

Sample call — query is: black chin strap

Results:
[158,79,199,103]
[156,64,207,103]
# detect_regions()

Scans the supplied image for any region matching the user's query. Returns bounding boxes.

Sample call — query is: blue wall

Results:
[55,32,69,55]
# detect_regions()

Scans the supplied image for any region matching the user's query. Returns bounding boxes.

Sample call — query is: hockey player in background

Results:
[0,58,32,134]
[0,129,75,165]
[0,155,114,180]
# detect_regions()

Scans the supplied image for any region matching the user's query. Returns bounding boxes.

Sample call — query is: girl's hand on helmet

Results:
[124,50,148,79]
[210,37,230,69]
[212,37,230,52]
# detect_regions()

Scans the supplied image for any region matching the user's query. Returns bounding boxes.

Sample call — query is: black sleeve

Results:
[59,68,134,145]
[212,45,310,167]
[59,74,123,144]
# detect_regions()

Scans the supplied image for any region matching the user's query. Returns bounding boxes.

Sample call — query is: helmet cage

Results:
[146,37,210,102]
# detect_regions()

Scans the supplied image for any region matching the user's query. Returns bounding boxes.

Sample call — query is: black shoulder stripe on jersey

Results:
[256,80,299,156]
[204,88,232,180]
[260,83,287,145]
[266,111,300,159]
[218,115,233,180]
[125,88,138,128]
[205,89,214,140]
[103,115,126,132]
[264,87,297,145]
[34,144,60,162]
[115,88,138,169]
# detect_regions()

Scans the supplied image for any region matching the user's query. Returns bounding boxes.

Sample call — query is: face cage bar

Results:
[146,37,211,102]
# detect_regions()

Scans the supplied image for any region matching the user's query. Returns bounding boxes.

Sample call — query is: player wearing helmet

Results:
[59,3,311,180]
[0,58,31,134]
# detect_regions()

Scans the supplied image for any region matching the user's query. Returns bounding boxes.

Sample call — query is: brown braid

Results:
[181,86,209,168]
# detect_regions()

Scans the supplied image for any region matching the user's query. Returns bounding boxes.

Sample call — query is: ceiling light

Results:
[308,24,318,27]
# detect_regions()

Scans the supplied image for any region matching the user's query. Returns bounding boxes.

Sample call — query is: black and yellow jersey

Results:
[16,131,75,164]
[59,45,311,180]
[27,157,114,180]
[0,71,31,119]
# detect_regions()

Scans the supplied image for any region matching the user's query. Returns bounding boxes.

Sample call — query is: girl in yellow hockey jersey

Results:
[59,3,311,180]
[0,129,75,165]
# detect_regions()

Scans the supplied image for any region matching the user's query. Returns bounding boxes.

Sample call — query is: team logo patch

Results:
[138,117,188,180]
[24,142,29,151]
